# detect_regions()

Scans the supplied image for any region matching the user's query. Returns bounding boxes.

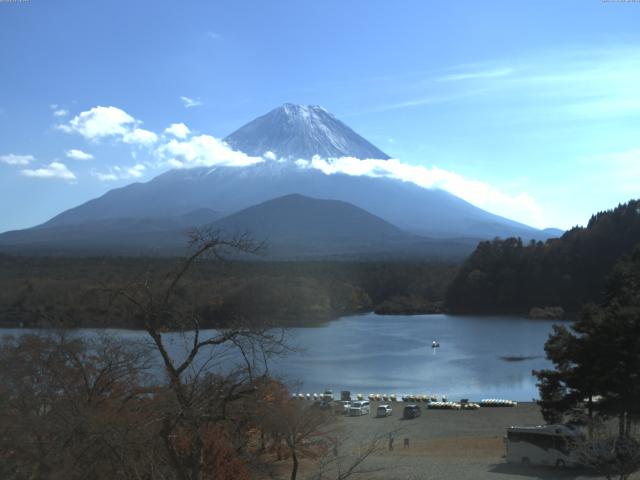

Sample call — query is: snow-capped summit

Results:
[224,103,391,160]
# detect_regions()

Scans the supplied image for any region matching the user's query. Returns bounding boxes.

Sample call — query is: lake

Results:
[0,313,561,401]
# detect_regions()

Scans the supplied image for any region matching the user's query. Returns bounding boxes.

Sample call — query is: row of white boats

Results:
[292,392,518,408]
[479,398,518,407]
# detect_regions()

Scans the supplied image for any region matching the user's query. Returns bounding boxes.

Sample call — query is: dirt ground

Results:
[294,402,609,480]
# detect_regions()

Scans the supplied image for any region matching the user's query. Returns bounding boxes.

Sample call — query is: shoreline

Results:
[0,309,573,331]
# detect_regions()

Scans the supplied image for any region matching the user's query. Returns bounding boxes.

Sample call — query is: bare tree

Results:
[257,386,389,480]
[0,332,157,480]
[108,228,287,480]
[261,398,335,480]
[309,432,387,480]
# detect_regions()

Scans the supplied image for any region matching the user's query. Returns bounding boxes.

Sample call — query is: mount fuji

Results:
[0,104,559,258]
[224,103,390,160]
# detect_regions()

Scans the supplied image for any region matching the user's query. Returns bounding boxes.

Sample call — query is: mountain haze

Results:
[0,194,478,259]
[0,209,221,254]
[35,161,546,240]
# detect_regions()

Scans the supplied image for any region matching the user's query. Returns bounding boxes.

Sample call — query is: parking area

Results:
[329,402,603,480]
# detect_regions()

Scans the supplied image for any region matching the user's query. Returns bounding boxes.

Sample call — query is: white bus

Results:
[505,424,584,468]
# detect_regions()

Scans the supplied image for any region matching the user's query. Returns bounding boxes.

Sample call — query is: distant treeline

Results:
[0,256,458,328]
[4,199,640,326]
[446,199,640,314]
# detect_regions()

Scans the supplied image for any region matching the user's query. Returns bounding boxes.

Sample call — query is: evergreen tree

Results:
[534,247,640,437]
[447,199,640,313]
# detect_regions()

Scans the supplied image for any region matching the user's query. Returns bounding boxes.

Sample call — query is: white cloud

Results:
[263,151,277,160]
[21,162,76,180]
[206,31,221,40]
[126,163,146,178]
[58,106,158,146]
[296,156,545,228]
[49,104,67,117]
[0,154,34,165]
[371,93,461,113]
[156,134,263,168]
[164,122,191,139]
[366,46,640,119]
[437,67,514,82]
[91,163,147,182]
[93,172,118,182]
[65,149,94,161]
[180,96,203,108]
[122,128,158,146]
[59,106,135,140]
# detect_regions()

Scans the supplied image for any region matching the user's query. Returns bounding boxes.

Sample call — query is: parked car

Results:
[334,400,351,415]
[376,404,393,417]
[349,400,370,416]
[403,404,421,419]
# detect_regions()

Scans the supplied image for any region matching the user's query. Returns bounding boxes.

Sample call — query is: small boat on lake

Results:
[431,341,440,348]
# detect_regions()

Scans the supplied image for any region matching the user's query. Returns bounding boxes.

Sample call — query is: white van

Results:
[348,400,370,416]
[376,404,392,417]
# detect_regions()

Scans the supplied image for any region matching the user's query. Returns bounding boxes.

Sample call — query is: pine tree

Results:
[534,246,640,436]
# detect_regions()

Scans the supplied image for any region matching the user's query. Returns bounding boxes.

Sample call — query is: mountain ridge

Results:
[214,193,407,241]
[36,161,550,240]
[0,194,479,260]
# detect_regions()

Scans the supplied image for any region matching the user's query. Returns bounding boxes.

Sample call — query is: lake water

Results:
[0,313,561,401]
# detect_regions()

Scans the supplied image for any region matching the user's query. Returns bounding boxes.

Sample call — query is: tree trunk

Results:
[290,447,298,480]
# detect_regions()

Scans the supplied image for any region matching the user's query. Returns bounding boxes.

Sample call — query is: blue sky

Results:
[1,0,639,232]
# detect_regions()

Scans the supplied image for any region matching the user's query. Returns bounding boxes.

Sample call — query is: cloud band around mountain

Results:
[52,104,543,227]
[295,156,543,228]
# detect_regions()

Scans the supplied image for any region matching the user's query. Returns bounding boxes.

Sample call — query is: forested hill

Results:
[0,257,457,328]
[445,199,640,314]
